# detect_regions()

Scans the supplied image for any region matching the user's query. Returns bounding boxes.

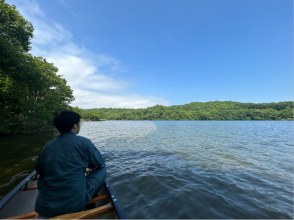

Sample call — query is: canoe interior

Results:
[0,172,121,219]
[0,179,38,218]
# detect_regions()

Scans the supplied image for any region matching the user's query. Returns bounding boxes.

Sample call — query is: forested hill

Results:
[75,101,293,121]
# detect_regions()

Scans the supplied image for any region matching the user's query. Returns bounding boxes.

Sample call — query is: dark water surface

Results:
[0,130,56,198]
[0,121,293,219]
[80,121,294,219]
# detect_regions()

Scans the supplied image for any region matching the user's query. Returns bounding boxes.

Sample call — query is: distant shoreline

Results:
[76,101,294,121]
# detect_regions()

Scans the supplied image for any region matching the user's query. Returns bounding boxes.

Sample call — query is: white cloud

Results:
[72,89,166,109]
[48,54,127,92]
[7,0,168,109]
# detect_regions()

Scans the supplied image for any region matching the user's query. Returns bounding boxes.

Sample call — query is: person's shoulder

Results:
[75,135,96,151]
[75,135,92,144]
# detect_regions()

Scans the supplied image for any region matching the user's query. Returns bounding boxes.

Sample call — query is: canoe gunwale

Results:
[0,170,37,209]
[105,180,126,219]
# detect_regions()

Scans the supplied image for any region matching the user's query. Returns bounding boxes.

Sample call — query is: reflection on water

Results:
[80,121,294,219]
[0,130,56,198]
[83,121,157,150]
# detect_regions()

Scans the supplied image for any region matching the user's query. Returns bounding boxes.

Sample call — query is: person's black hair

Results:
[53,110,81,134]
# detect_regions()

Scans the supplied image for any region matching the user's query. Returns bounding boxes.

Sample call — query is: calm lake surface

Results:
[0,121,293,218]
[79,121,294,219]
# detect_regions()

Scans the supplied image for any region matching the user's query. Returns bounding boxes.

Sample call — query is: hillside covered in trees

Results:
[75,101,293,121]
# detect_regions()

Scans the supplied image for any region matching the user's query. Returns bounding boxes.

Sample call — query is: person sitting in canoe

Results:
[34,110,106,218]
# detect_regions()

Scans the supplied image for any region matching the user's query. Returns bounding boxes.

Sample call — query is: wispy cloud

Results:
[7,0,168,108]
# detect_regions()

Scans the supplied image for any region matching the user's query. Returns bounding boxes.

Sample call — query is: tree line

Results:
[75,101,293,121]
[0,0,73,135]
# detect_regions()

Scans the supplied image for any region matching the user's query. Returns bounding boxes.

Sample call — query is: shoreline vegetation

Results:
[1,1,293,136]
[74,101,293,122]
[1,101,293,136]
[0,1,73,135]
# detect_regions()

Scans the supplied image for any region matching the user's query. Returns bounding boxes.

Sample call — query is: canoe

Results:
[0,170,125,219]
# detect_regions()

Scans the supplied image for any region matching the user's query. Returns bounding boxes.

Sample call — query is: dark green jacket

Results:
[35,132,105,217]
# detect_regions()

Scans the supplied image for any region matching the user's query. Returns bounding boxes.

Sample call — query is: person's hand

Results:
[85,168,93,175]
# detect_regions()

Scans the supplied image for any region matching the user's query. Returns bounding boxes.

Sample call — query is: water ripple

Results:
[80,121,294,219]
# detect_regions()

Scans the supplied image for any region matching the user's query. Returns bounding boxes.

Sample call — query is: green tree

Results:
[0,0,74,134]
[79,101,294,121]
[0,0,33,51]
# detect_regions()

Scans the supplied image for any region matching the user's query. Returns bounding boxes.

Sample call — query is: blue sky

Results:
[7,0,293,108]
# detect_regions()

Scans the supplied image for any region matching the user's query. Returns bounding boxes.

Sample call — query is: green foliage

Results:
[0,0,33,51]
[77,101,294,121]
[0,1,74,134]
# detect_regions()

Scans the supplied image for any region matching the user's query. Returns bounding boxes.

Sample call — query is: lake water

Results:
[79,121,294,219]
